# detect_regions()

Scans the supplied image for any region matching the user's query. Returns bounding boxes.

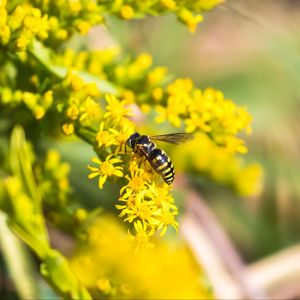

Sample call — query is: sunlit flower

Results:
[104,95,133,124]
[117,159,179,244]
[128,220,155,252]
[88,155,124,189]
[95,121,118,149]
[79,96,102,125]
[120,5,134,20]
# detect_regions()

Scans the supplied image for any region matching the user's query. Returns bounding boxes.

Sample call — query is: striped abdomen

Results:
[147,148,175,185]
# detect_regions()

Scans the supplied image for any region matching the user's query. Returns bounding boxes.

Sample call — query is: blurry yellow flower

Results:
[161,0,176,9]
[120,5,134,20]
[172,133,264,197]
[66,105,79,120]
[167,78,193,95]
[84,83,100,98]
[75,208,88,223]
[97,278,112,295]
[152,87,164,102]
[88,155,124,189]
[61,122,74,136]
[71,215,213,299]
[235,163,264,197]
[67,72,84,91]
[104,94,133,124]
[95,121,118,148]
[147,67,167,86]
[135,53,153,70]
[34,105,45,119]
[178,8,203,33]
[75,19,91,35]
[185,111,211,132]
[129,220,155,252]
[79,96,102,125]
[122,89,135,103]
[155,103,182,128]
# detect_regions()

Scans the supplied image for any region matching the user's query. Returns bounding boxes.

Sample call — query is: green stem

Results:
[75,126,97,146]
[27,47,63,80]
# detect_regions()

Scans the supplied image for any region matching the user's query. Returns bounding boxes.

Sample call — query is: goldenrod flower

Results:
[95,121,118,149]
[128,220,155,252]
[71,215,214,299]
[178,8,203,33]
[104,94,133,124]
[117,159,179,243]
[88,155,124,189]
[161,0,177,9]
[120,5,134,20]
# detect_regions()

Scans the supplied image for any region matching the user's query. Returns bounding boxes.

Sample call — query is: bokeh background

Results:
[2,0,300,299]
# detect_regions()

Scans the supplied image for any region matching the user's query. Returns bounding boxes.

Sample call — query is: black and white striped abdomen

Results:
[147,148,175,184]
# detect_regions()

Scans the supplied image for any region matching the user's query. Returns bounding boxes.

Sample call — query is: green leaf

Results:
[28,40,119,94]
[0,212,39,299]
[40,250,92,300]
[10,125,42,210]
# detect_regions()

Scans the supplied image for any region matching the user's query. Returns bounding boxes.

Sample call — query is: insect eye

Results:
[126,138,133,148]
[127,132,140,149]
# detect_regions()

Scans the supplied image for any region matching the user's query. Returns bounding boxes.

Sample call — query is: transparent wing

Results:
[150,133,194,145]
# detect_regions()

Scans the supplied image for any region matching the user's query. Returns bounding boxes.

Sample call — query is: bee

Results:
[126,132,193,184]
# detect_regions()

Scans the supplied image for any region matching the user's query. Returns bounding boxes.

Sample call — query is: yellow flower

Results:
[178,8,203,33]
[97,278,112,295]
[117,159,178,243]
[161,0,176,9]
[70,215,214,299]
[128,221,154,252]
[109,119,135,153]
[167,78,193,95]
[147,67,167,86]
[185,111,211,133]
[155,202,179,236]
[88,155,124,189]
[104,94,133,124]
[155,103,182,128]
[120,5,134,20]
[95,121,118,149]
[152,87,163,102]
[61,122,74,136]
[79,96,102,125]
[66,105,79,120]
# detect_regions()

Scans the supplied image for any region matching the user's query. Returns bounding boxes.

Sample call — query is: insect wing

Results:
[150,133,194,145]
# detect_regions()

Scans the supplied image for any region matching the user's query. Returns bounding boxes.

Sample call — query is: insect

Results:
[126,132,193,184]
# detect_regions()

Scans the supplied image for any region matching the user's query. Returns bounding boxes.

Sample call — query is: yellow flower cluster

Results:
[54,49,251,154]
[35,150,71,205]
[0,87,53,119]
[116,159,178,250]
[155,79,252,154]
[54,49,158,96]
[32,0,103,37]
[0,0,222,53]
[0,0,104,53]
[53,47,121,80]
[0,1,50,51]
[53,71,102,135]
[83,94,178,247]
[71,215,213,299]
[99,0,223,32]
[172,133,264,197]
[88,155,124,189]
